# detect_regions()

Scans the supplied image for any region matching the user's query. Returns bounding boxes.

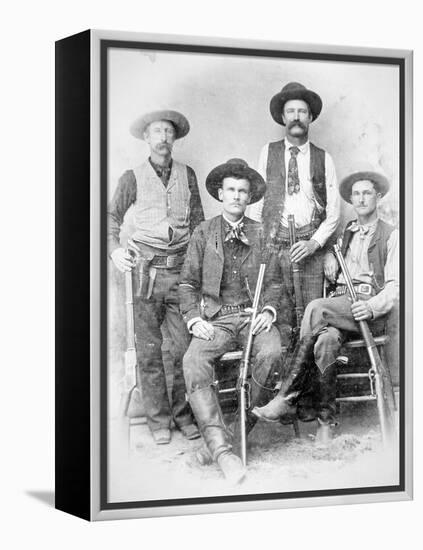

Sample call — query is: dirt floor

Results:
[108,400,400,503]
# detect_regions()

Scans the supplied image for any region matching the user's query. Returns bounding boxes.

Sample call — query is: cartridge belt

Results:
[331,283,375,297]
[274,222,318,246]
[150,253,186,269]
[216,302,252,317]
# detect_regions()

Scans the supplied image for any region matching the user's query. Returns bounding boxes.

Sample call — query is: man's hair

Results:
[219,170,252,190]
[283,100,311,115]
[351,179,379,194]
[144,119,177,135]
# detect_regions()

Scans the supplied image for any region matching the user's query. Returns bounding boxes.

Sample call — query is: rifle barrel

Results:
[333,244,395,446]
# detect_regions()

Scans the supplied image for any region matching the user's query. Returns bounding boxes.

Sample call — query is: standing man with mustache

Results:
[108,110,204,445]
[248,82,340,420]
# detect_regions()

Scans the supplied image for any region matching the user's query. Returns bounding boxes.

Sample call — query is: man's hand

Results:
[111,248,135,272]
[192,319,215,341]
[290,239,320,263]
[351,300,373,321]
[324,253,339,283]
[251,310,273,335]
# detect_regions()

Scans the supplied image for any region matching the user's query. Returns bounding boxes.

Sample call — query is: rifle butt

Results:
[239,388,247,467]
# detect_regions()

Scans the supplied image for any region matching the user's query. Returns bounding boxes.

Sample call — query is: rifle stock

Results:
[333,244,396,446]
[238,263,266,467]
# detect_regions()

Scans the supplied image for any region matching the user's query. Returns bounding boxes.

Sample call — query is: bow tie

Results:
[224,222,249,245]
[349,221,369,239]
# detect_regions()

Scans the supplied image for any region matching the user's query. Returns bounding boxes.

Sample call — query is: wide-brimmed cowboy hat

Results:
[130,109,190,139]
[340,171,390,203]
[270,82,323,126]
[206,158,266,204]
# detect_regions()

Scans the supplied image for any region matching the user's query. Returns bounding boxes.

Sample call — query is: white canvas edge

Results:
[88,29,413,521]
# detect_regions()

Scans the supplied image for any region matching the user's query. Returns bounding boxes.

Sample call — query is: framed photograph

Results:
[55,29,413,521]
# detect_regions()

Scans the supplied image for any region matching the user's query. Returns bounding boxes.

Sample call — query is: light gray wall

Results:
[108,47,399,227]
[107,47,400,380]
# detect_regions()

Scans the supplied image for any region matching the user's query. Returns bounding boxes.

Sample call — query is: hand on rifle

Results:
[351,300,373,321]
[192,319,215,341]
[111,248,135,272]
[243,309,273,335]
[290,239,320,263]
[323,252,338,283]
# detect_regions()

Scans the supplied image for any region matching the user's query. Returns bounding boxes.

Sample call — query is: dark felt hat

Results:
[205,158,266,204]
[130,109,190,139]
[340,171,390,203]
[269,82,323,126]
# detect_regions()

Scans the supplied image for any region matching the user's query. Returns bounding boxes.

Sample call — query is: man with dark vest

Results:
[248,82,340,337]
[252,171,399,441]
[108,110,204,445]
[179,158,283,484]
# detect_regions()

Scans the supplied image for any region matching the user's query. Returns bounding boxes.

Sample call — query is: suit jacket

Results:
[179,215,283,324]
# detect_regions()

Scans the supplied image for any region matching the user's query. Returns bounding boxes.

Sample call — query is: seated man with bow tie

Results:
[252,171,399,441]
[179,158,283,484]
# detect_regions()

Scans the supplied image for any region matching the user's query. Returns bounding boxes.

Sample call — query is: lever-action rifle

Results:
[333,243,396,446]
[288,214,305,334]
[237,263,266,467]
[118,257,139,449]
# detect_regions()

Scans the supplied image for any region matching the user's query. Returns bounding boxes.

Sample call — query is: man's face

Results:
[218,177,251,220]
[144,120,176,156]
[282,99,312,139]
[350,180,381,217]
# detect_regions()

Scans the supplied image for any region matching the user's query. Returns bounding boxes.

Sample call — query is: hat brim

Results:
[206,163,266,204]
[270,89,322,126]
[339,171,390,203]
[130,110,190,140]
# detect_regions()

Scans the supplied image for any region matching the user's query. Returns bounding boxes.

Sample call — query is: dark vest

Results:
[341,219,395,291]
[262,140,326,241]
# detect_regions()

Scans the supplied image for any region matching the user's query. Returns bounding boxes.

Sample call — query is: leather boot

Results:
[251,335,316,423]
[189,386,246,484]
[315,363,338,445]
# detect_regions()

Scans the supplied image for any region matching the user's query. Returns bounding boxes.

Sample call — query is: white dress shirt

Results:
[247,139,340,247]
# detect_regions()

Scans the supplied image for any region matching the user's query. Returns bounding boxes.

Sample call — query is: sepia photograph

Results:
[100,35,408,512]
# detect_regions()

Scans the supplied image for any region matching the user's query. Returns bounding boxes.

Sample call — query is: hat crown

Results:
[225,158,249,168]
[280,82,307,95]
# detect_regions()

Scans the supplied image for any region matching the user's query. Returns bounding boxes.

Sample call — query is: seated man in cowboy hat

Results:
[108,110,204,445]
[179,158,283,484]
[247,81,340,420]
[252,171,398,442]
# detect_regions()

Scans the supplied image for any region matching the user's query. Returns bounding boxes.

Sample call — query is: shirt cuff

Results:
[310,235,324,249]
[262,306,277,323]
[187,316,203,333]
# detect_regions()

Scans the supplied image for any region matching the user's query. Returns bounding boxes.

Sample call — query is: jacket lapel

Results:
[240,218,259,264]
[212,216,225,261]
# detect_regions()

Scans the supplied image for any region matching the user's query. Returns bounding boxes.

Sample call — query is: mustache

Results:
[287,120,306,130]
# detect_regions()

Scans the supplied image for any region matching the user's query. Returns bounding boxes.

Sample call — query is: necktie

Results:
[349,221,370,239]
[224,222,249,245]
[287,146,300,195]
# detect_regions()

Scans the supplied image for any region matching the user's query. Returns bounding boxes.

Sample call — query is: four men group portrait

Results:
[108,79,399,485]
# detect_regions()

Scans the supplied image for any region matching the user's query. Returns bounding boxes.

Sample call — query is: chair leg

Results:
[292,419,301,438]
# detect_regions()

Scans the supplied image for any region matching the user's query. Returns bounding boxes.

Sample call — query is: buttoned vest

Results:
[262,140,326,241]
[132,160,190,250]
[341,219,395,291]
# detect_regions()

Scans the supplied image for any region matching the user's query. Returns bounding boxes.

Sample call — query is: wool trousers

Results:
[134,266,193,432]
